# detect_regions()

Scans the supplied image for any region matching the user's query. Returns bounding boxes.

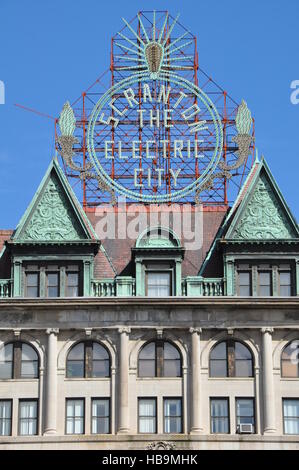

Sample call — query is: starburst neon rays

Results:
[114,12,193,79]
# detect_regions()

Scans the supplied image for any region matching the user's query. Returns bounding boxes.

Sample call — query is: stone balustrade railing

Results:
[91,279,116,297]
[182,277,224,296]
[0,279,12,298]
[0,277,224,298]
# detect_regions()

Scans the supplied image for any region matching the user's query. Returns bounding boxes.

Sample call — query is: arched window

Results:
[138,341,182,377]
[281,340,299,378]
[66,341,110,378]
[210,340,253,378]
[0,342,39,379]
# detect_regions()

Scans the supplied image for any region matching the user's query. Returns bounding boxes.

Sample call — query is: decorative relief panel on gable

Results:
[232,175,296,239]
[22,174,85,241]
[141,235,175,247]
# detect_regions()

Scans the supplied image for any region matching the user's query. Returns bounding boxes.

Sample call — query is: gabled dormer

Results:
[220,158,299,295]
[7,158,100,297]
[132,226,185,296]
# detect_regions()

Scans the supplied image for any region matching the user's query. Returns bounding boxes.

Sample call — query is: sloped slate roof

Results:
[86,205,228,277]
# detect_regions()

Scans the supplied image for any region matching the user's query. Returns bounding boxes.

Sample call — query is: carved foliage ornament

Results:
[22,174,85,241]
[232,175,295,239]
[146,441,176,450]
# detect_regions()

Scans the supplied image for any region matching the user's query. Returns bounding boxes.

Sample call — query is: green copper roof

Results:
[199,158,299,276]
[225,158,299,240]
[12,158,99,243]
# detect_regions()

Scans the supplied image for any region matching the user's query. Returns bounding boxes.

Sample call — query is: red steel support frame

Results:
[55,10,254,210]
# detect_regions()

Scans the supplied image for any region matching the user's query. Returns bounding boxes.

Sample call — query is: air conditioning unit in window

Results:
[238,423,254,434]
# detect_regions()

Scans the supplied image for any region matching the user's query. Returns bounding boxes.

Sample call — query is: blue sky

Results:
[0,0,298,227]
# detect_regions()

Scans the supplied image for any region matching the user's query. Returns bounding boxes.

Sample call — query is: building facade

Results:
[0,157,298,450]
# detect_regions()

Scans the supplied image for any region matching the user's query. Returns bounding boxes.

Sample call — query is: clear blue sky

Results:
[0,0,298,228]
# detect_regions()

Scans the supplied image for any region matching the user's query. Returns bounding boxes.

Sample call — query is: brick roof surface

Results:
[86,205,228,278]
[0,230,13,251]
[0,205,228,279]
[0,230,13,278]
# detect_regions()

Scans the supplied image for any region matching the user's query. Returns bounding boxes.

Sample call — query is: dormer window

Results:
[145,265,173,297]
[133,226,184,297]
[236,262,294,296]
[24,263,81,298]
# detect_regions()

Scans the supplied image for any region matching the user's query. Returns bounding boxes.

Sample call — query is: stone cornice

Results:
[0,296,299,309]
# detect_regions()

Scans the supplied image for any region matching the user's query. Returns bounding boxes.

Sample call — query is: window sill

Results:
[64,378,111,381]
[0,378,39,382]
[136,377,182,381]
[208,377,254,381]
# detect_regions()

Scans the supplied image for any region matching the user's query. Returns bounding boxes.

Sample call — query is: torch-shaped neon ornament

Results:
[57,102,115,202]
[219,100,253,173]
[57,102,83,172]
[199,100,253,196]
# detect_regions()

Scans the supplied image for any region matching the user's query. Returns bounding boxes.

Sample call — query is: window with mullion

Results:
[66,399,84,435]
[0,342,39,380]
[257,270,272,296]
[210,398,230,434]
[236,398,255,432]
[281,341,299,378]
[146,271,172,297]
[19,400,38,436]
[138,341,182,378]
[20,343,39,378]
[283,399,299,435]
[0,400,12,436]
[138,342,156,377]
[66,341,110,379]
[237,271,251,296]
[0,342,13,379]
[236,262,294,297]
[25,271,39,298]
[138,398,156,433]
[91,398,110,434]
[46,270,59,297]
[66,266,80,297]
[24,263,81,298]
[210,340,253,378]
[164,398,182,434]
[279,270,292,296]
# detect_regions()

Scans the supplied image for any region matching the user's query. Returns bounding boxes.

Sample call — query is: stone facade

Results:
[0,158,298,450]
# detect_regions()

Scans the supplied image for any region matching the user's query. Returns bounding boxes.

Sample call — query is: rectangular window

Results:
[146,272,171,297]
[236,398,255,432]
[46,271,59,297]
[66,399,84,435]
[91,399,110,434]
[66,266,79,297]
[283,399,299,435]
[138,398,156,433]
[210,398,230,434]
[25,272,39,298]
[164,398,182,433]
[19,400,38,436]
[0,400,12,436]
[257,270,272,296]
[23,263,81,298]
[237,271,251,296]
[279,271,292,296]
[236,262,294,297]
